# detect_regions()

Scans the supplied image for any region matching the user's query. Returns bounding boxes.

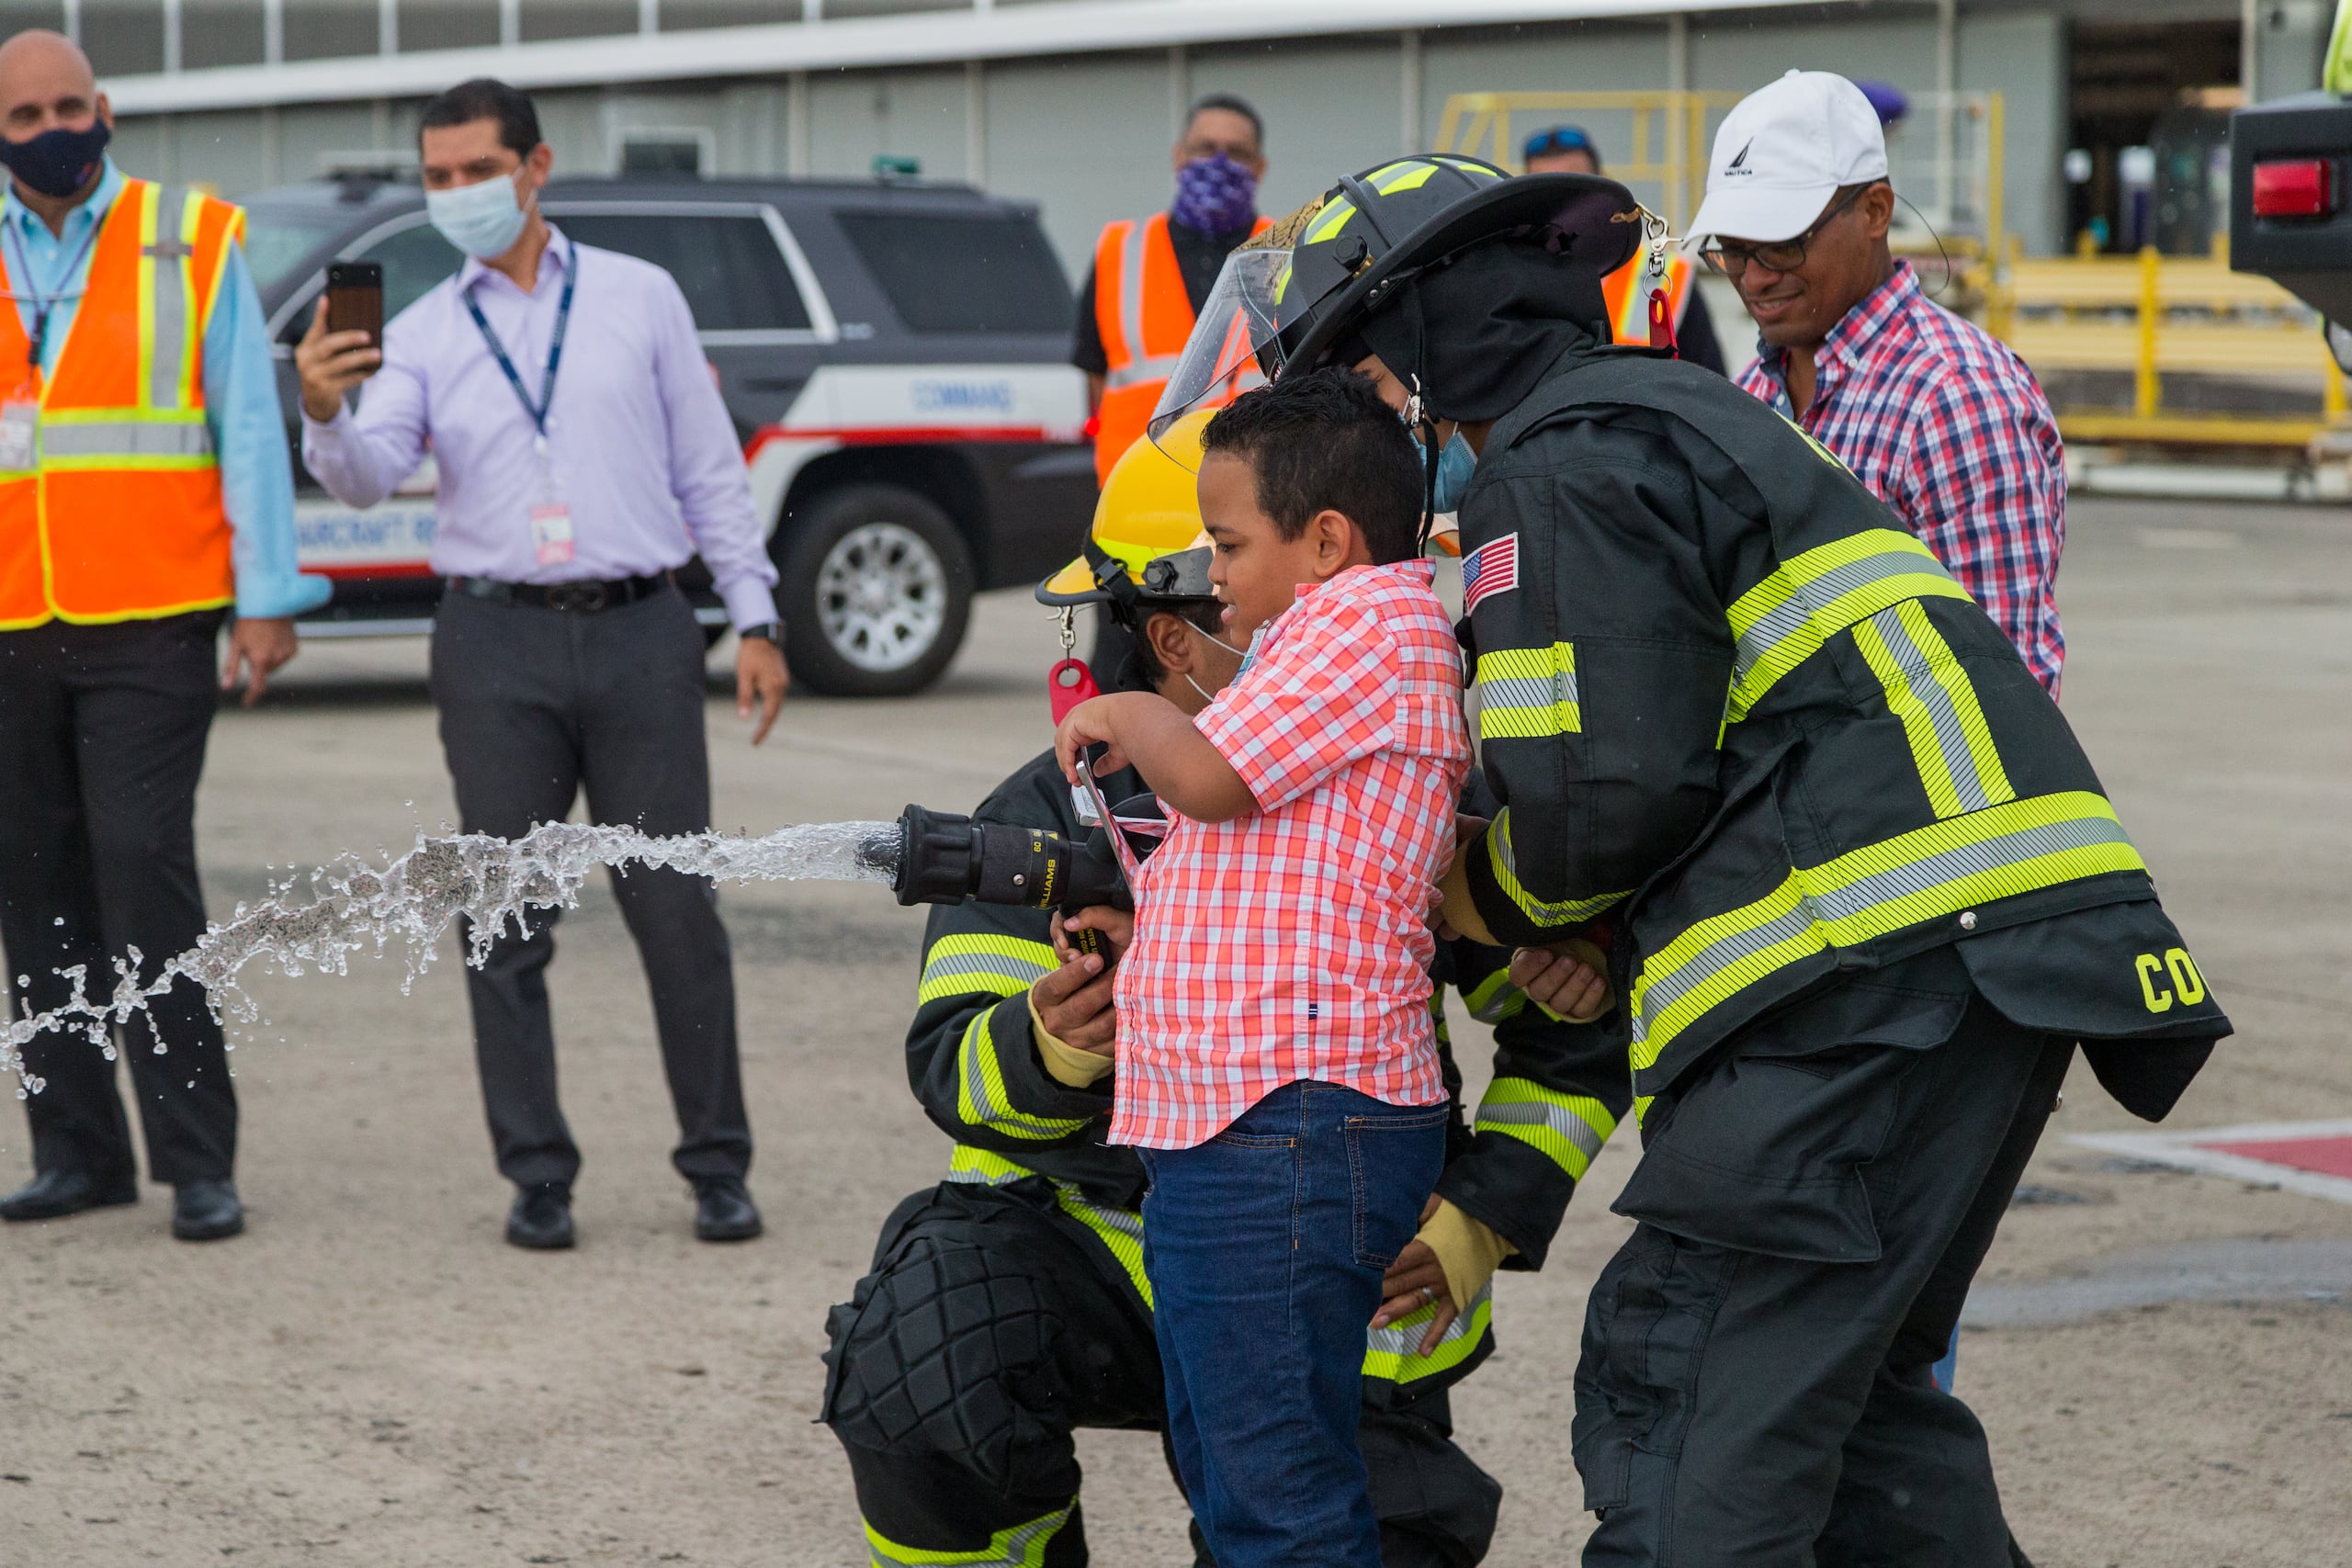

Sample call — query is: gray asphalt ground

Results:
[2,493,2348,1567]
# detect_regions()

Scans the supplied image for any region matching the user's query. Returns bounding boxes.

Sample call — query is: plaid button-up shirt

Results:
[1110,561,1470,1150]
[1737,262,2067,693]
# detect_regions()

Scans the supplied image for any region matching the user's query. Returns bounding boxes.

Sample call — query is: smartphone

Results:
[324,261,383,347]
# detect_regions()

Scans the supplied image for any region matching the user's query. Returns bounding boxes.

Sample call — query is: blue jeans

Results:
[1137,1079,1448,1568]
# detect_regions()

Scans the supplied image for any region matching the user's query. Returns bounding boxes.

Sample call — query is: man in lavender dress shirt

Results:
[294,78,788,1252]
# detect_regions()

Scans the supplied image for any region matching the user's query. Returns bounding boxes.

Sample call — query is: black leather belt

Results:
[449,572,673,613]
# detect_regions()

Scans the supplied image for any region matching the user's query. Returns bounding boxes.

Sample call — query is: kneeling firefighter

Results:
[820,417,1634,1568]
[1153,159,2231,1562]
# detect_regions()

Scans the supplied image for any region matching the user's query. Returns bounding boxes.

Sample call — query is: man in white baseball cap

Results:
[1689,69,2070,698]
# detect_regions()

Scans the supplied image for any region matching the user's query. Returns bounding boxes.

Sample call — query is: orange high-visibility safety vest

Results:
[1091,210,1272,484]
[0,179,243,630]
[1600,249,1699,350]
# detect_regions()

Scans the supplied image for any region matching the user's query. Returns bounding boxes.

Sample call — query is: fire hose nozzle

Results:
[879,802,1133,915]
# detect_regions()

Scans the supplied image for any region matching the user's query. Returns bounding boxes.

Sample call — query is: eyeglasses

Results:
[1698,186,1871,277]
[1521,126,1595,163]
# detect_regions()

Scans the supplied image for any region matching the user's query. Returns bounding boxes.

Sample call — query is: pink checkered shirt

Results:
[1736,262,2068,694]
[1109,561,1471,1150]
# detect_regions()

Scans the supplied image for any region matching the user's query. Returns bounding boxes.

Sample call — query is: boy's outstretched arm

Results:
[1055,692,1259,822]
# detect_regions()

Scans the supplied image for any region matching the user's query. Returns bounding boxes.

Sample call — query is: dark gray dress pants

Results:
[1573,975,2068,1568]
[0,613,235,1188]
[428,583,749,1190]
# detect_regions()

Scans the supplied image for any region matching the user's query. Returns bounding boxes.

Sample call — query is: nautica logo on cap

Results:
[1724,139,1755,176]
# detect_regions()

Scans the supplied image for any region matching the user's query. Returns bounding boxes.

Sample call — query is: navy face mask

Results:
[0,118,111,200]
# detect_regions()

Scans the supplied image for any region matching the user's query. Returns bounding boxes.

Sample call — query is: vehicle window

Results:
[240,209,345,295]
[554,212,811,332]
[360,221,464,321]
[835,212,1070,334]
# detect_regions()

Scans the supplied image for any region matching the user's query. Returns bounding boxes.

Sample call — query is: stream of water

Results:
[4,819,903,1098]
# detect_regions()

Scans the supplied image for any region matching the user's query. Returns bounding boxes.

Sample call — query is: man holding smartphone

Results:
[0,31,322,1243]
[293,76,789,1251]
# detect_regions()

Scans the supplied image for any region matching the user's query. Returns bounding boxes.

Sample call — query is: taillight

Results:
[2252,158,2335,219]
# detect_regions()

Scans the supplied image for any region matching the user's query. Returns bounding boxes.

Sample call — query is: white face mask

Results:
[426,168,531,260]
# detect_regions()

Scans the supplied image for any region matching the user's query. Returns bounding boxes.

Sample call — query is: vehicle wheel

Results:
[775,484,973,697]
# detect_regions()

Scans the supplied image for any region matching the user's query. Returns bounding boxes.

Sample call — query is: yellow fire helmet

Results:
[1037,409,1217,609]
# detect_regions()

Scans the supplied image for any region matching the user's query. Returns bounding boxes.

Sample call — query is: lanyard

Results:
[2,214,105,378]
[461,242,577,441]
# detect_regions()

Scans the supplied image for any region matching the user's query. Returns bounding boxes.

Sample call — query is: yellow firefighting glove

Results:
[1030,992,1115,1088]
[1417,1197,1517,1314]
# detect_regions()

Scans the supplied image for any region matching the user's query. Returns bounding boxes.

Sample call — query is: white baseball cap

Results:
[1685,71,1889,246]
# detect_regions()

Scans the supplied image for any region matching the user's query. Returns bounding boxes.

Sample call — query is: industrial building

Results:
[4,0,2312,273]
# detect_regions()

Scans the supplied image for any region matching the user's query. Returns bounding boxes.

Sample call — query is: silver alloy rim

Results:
[815,521,949,673]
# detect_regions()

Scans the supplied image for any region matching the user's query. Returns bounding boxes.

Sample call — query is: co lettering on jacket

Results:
[2135,949,2208,1013]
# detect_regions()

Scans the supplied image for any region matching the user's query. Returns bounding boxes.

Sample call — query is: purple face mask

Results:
[1170,152,1259,236]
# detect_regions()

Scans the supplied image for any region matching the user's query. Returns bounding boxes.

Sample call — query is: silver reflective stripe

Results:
[1632,896,1821,1057]
[921,950,1051,991]
[1480,671,1575,712]
[1807,812,2136,931]
[40,421,213,458]
[1102,353,1182,390]
[1476,1096,1609,1168]
[1363,1280,1491,1363]
[148,186,189,411]
[1116,218,1150,373]
[1734,547,1940,686]
[1860,604,2002,815]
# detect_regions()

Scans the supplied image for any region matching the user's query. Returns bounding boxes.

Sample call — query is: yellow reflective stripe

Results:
[919,932,1056,1004]
[1462,967,1525,1024]
[1369,159,1442,194]
[1476,642,1579,741]
[1850,600,2015,819]
[1629,792,2145,1073]
[955,1009,1089,1142]
[133,181,158,422]
[1485,807,1630,932]
[1304,197,1358,245]
[1363,1281,1492,1385]
[1724,528,1974,723]
[944,1144,1037,1186]
[1474,1077,1616,1180]
[865,1506,1074,1568]
[50,592,234,625]
[174,189,205,409]
[1804,790,2142,945]
[1057,1190,1152,1308]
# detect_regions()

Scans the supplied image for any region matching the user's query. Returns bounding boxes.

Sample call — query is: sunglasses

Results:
[1698,186,1871,277]
[1521,127,1595,162]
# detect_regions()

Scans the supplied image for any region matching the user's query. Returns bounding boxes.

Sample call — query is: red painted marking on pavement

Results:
[2197,1136,2352,1179]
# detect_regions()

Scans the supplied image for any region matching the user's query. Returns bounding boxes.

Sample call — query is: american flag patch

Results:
[1461,533,1520,614]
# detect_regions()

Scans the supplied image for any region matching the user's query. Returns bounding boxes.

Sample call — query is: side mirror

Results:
[2328,320,2352,378]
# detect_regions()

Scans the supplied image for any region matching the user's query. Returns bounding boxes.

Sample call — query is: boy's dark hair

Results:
[1122,598,1227,690]
[419,78,542,159]
[1186,93,1264,150]
[1199,368,1423,565]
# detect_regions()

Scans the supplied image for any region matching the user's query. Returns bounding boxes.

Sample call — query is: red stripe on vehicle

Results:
[742,424,1070,460]
[310,562,442,581]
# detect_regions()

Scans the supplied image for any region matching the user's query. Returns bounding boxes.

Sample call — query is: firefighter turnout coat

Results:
[902,745,1632,1404]
[1454,346,2228,1122]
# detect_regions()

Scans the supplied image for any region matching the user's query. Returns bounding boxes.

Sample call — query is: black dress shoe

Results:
[506,1183,575,1250]
[0,1168,139,1222]
[693,1178,762,1243]
[171,1179,244,1241]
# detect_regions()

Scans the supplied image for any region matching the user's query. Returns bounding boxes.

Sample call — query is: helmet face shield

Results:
[1145,249,1290,458]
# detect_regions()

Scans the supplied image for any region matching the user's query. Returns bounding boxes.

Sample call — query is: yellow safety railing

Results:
[1989,245,2349,447]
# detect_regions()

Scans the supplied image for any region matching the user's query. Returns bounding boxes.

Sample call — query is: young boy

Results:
[1051,368,1470,1568]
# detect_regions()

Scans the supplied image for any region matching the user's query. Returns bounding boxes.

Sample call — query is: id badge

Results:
[0,399,37,472]
[530,500,575,567]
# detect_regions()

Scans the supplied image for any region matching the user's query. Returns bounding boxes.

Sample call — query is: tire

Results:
[775,483,974,697]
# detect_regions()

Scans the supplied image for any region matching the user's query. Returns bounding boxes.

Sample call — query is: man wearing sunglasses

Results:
[1689,71,2068,695]
[1521,126,1725,375]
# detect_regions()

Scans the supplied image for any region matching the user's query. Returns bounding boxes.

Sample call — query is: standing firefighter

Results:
[1157,159,2230,1562]
[820,419,1631,1568]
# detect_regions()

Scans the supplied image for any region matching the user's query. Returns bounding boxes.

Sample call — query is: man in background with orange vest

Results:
[1073,93,1273,484]
[0,32,323,1243]
[1523,124,1726,375]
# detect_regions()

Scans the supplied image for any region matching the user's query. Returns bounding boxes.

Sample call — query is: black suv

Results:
[247,175,1097,695]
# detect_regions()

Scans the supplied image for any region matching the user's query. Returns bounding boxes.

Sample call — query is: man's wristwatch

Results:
[739,622,784,644]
